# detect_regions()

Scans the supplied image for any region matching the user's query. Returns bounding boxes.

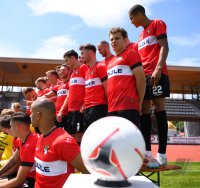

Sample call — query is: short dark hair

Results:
[79,44,96,53]
[22,87,35,95]
[109,27,128,39]
[99,40,109,45]
[11,112,31,125]
[129,4,145,16]
[63,50,78,59]
[0,115,12,129]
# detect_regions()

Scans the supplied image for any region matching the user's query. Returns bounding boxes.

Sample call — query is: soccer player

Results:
[97,40,114,66]
[129,4,170,167]
[46,70,60,88]
[35,77,51,97]
[78,55,84,64]
[107,27,146,127]
[43,65,71,129]
[62,49,87,143]
[79,44,108,131]
[31,98,88,188]
[45,70,61,103]
[0,112,38,187]
[22,87,38,115]
[0,115,14,167]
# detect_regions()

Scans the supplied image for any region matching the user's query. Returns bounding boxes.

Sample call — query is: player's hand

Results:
[150,69,161,86]
[80,104,85,113]
[56,113,62,122]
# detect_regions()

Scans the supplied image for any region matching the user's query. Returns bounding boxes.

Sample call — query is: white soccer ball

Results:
[81,116,145,181]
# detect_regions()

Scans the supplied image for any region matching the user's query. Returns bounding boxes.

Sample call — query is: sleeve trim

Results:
[21,161,34,167]
[131,62,142,70]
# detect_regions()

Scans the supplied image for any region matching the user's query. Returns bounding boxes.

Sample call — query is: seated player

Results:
[0,112,38,187]
[31,98,88,188]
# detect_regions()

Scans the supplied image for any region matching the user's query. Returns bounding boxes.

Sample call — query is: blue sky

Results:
[0,0,200,67]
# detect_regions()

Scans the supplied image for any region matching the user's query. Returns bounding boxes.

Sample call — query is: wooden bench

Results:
[139,165,182,186]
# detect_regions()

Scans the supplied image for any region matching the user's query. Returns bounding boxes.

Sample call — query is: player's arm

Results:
[98,64,108,99]
[41,90,56,98]
[70,153,89,174]
[57,94,69,122]
[0,165,32,187]
[151,37,169,86]
[102,79,108,99]
[0,150,20,177]
[0,163,20,178]
[157,38,169,72]
[132,65,146,111]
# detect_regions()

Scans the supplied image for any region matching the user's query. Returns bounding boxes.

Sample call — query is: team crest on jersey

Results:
[147,29,150,34]
[75,70,79,74]
[43,145,49,155]
[90,70,94,75]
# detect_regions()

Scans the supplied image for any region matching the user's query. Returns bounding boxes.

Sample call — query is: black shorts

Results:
[67,111,84,134]
[144,74,170,100]
[54,115,68,131]
[83,104,107,131]
[108,109,140,128]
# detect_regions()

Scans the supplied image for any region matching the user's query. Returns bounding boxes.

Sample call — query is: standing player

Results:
[129,4,170,167]
[35,77,50,97]
[79,44,108,131]
[45,70,61,103]
[107,27,146,127]
[31,99,88,188]
[63,49,87,144]
[43,65,71,129]
[22,87,38,115]
[97,40,114,66]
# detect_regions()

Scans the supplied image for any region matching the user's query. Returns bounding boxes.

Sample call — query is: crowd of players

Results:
[0,4,170,188]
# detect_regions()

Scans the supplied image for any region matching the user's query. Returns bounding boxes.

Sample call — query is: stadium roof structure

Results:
[168,65,200,94]
[0,57,64,87]
[0,57,200,94]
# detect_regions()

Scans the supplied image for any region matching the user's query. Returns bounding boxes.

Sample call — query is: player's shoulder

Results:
[153,19,167,26]
[54,128,77,145]
[0,132,8,139]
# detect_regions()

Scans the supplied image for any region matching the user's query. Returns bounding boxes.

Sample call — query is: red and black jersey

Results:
[84,63,107,109]
[100,55,115,67]
[52,81,69,115]
[126,42,138,53]
[137,19,168,76]
[19,132,38,179]
[13,137,20,151]
[34,127,80,188]
[68,64,87,112]
[107,49,142,112]
[37,88,51,97]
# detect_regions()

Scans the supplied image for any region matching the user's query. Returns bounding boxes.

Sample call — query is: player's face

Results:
[78,56,84,64]
[25,91,37,101]
[110,32,126,55]
[129,14,141,28]
[46,73,54,83]
[80,49,89,63]
[97,44,106,57]
[30,106,39,128]
[59,66,70,79]
[10,120,19,137]
[64,56,73,70]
